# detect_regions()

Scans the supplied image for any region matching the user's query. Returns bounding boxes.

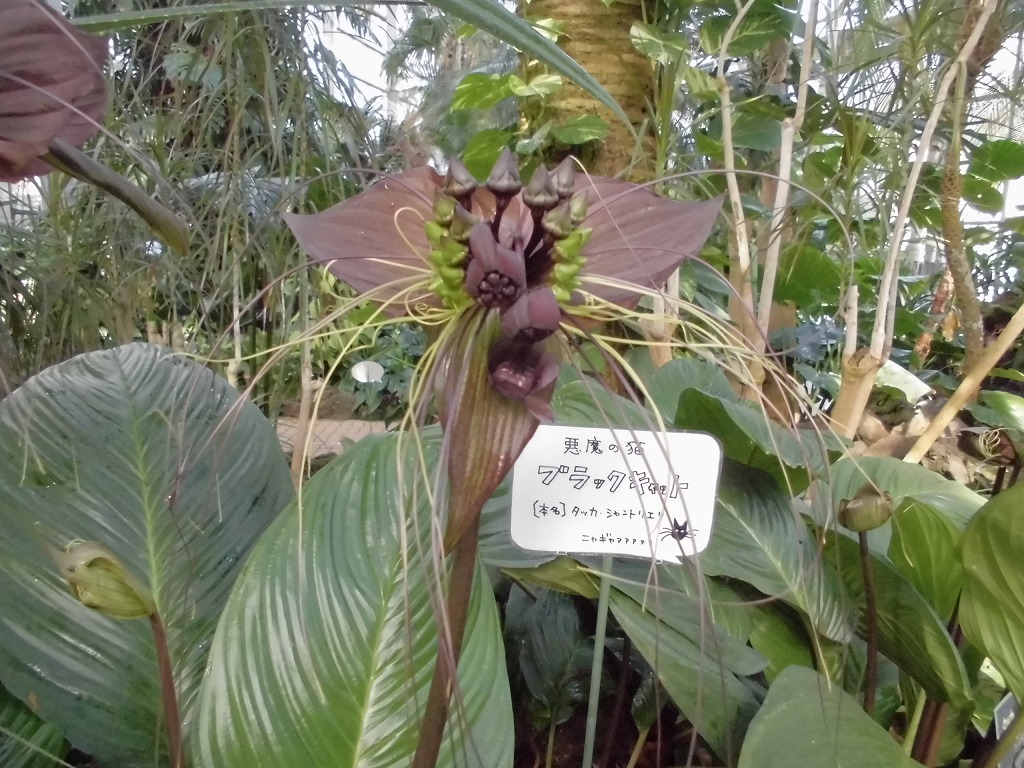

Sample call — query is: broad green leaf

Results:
[607,579,766,677]
[747,605,814,682]
[969,139,1024,183]
[611,591,760,764]
[701,462,856,643]
[513,588,593,725]
[888,500,963,620]
[972,390,1024,434]
[502,556,599,598]
[962,174,1004,213]
[825,456,984,534]
[699,11,794,57]
[551,378,655,431]
[738,666,918,768]
[989,368,1024,383]
[708,113,783,151]
[0,344,292,767]
[647,357,737,419]
[551,115,609,144]
[774,245,842,306]
[509,73,563,98]
[630,21,687,65]
[682,64,719,100]
[451,73,515,111]
[461,129,515,179]
[674,390,841,492]
[0,684,66,768]
[193,431,513,768]
[828,534,972,710]
[960,482,1024,699]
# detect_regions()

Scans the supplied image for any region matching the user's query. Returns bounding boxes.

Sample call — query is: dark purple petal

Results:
[501,287,562,344]
[465,223,526,309]
[0,0,109,182]
[576,177,724,307]
[285,168,442,312]
[488,339,559,421]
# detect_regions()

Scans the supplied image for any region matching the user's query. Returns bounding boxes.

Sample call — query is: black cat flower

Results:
[286,150,721,547]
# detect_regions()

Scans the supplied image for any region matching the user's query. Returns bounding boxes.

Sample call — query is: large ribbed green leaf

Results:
[960,482,1024,700]
[192,430,513,768]
[0,343,293,767]
[0,683,66,768]
[700,461,856,643]
[737,666,918,768]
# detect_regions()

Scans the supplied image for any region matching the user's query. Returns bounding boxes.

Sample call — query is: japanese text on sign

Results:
[510,425,722,561]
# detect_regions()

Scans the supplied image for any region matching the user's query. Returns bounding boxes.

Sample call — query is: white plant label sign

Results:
[510,425,722,562]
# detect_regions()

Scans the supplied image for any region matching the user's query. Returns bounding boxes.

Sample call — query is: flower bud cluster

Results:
[425,149,593,410]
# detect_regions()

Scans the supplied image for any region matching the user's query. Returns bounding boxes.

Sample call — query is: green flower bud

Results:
[432,191,457,226]
[54,541,154,620]
[541,200,574,240]
[425,221,446,247]
[448,206,480,244]
[838,485,893,533]
[568,191,588,226]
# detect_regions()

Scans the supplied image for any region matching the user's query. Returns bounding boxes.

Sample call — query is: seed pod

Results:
[53,541,154,620]
[838,485,893,532]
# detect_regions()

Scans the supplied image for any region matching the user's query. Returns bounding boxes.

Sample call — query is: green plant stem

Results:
[411,522,480,768]
[625,725,650,768]
[904,689,927,755]
[150,612,183,768]
[582,555,614,768]
[597,636,632,768]
[546,719,557,768]
[980,703,1024,768]
[859,531,878,715]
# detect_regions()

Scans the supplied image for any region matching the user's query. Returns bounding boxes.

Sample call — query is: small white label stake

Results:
[510,425,722,562]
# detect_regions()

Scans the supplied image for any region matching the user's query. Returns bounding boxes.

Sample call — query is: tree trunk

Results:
[526,0,654,178]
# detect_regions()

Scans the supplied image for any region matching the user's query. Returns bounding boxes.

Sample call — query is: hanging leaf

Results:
[451,73,515,111]
[960,482,1024,700]
[747,605,814,683]
[551,115,610,145]
[738,666,919,768]
[969,139,1024,183]
[0,344,293,766]
[192,431,513,768]
[630,21,687,65]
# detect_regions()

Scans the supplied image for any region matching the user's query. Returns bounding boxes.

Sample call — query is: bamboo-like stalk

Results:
[831,0,998,435]
[716,0,761,399]
[754,0,819,336]
[903,296,1024,464]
